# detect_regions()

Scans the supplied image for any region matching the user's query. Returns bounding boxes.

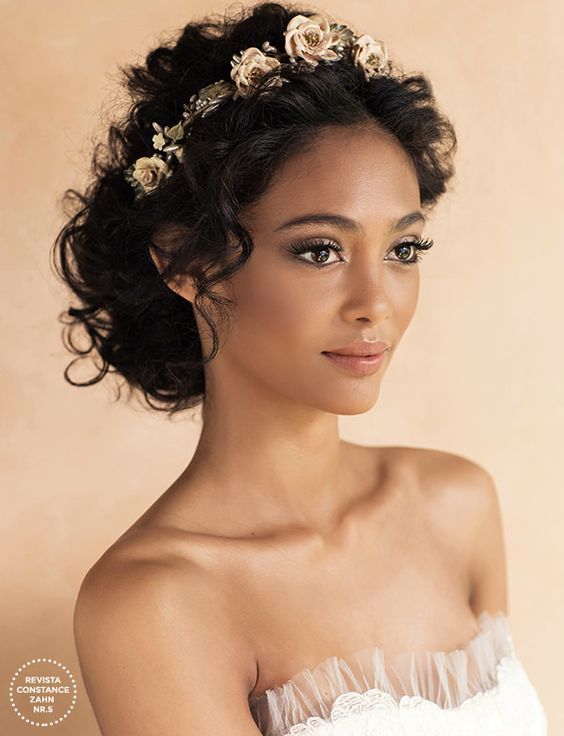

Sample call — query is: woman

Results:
[52,2,547,734]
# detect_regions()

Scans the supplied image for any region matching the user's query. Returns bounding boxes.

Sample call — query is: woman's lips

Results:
[322,349,388,375]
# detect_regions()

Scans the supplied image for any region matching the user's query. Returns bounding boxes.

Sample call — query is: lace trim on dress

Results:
[248,610,515,736]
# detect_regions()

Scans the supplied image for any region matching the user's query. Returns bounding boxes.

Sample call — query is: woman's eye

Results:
[385,237,435,266]
[287,239,343,266]
[387,242,421,264]
[287,236,434,268]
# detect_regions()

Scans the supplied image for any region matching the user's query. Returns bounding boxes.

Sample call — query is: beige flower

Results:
[131,155,171,193]
[283,13,341,66]
[351,34,388,80]
[151,121,185,152]
[152,131,166,151]
[230,46,283,98]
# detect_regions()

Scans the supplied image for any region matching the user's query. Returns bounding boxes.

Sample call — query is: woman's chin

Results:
[316,386,382,416]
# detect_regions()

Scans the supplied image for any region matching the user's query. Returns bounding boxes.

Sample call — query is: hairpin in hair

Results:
[124,13,389,199]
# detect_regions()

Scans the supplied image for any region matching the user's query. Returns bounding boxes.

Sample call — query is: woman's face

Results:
[195,124,425,415]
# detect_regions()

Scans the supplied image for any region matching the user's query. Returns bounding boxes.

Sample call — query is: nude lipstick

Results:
[321,340,389,376]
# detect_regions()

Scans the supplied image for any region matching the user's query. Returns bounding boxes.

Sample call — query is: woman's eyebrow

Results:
[274,210,426,233]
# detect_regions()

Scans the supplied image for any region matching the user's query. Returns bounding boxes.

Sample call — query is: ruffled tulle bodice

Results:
[248,611,547,735]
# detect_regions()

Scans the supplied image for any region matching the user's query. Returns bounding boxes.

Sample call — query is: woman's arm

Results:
[73,552,262,735]
[466,465,509,617]
[414,447,509,618]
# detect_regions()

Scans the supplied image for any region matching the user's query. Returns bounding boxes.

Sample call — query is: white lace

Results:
[248,611,547,736]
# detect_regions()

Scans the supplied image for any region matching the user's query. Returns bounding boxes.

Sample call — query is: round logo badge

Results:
[9,658,77,726]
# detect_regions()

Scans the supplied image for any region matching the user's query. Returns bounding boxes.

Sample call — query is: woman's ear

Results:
[149,223,197,302]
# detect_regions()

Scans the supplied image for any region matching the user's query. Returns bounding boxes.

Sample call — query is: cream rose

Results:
[351,34,388,80]
[283,13,340,65]
[230,47,282,98]
[131,155,171,192]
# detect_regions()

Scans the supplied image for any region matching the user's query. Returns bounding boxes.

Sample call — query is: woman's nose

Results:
[339,259,393,325]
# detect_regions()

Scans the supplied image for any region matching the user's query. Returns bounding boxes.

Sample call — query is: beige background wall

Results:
[1,0,562,733]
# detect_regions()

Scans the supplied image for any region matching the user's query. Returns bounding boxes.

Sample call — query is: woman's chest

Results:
[240,497,477,698]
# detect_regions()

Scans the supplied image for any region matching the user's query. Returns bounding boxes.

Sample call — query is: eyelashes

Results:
[288,236,435,268]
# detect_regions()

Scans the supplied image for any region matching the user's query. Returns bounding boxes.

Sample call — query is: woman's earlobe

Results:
[147,245,196,302]
[148,245,164,275]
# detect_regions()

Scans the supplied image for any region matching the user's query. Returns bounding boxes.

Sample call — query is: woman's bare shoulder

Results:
[73,533,262,734]
[352,442,498,544]
[74,528,259,695]
[356,442,494,496]
[393,444,497,503]
[392,445,508,616]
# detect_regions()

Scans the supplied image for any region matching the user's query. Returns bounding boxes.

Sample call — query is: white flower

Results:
[283,13,341,66]
[152,131,166,150]
[130,155,171,193]
[151,121,185,152]
[351,34,388,80]
[230,46,283,98]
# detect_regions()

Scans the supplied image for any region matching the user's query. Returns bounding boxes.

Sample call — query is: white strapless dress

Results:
[248,611,547,735]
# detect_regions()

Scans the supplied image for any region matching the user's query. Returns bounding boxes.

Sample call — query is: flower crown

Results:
[124,13,389,200]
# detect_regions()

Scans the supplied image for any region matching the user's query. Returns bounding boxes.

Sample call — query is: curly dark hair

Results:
[50,0,457,418]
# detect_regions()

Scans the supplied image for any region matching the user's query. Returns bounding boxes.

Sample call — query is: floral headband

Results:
[124,13,389,200]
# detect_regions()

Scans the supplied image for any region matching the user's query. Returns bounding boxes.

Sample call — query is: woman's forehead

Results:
[245,129,419,226]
